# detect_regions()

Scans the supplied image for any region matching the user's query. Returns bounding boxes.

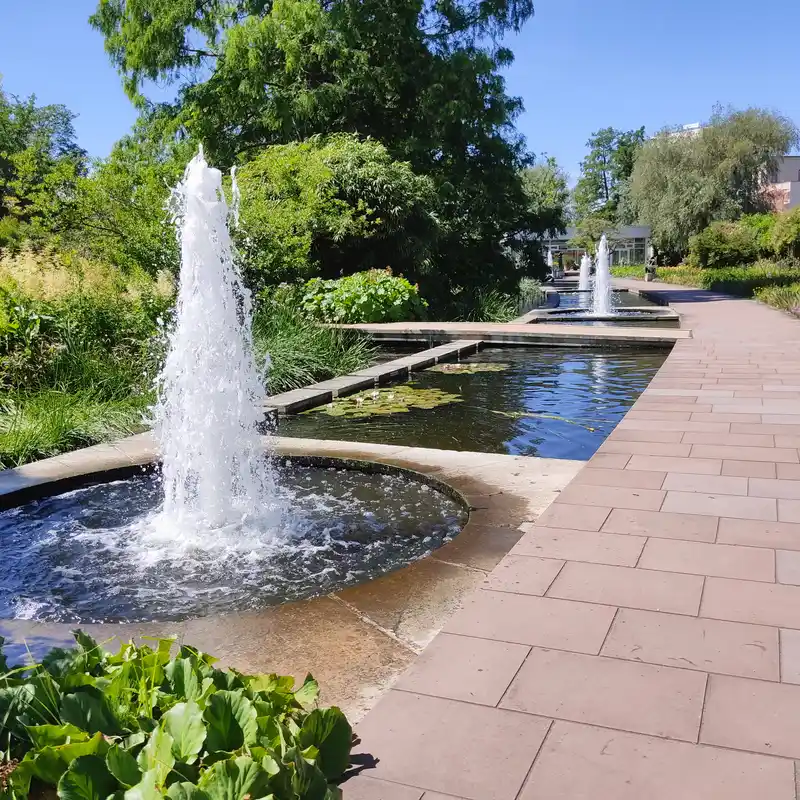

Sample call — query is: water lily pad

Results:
[309,384,462,419]
[427,362,509,374]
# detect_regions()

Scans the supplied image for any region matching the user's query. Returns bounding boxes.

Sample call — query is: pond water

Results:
[0,463,466,623]
[279,347,666,459]
[557,291,661,309]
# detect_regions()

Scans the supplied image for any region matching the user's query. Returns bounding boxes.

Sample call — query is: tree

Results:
[630,106,799,259]
[572,126,645,221]
[520,156,570,238]
[568,215,620,254]
[90,0,540,300]
[234,134,441,290]
[64,111,194,274]
[0,82,87,234]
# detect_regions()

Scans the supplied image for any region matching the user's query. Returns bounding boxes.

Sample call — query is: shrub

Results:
[686,220,760,269]
[740,213,777,255]
[610,265,646,279]
[234,135,440,291]
[634,260,800,298]
[252,302,376,394]
[754,282,800,313]
[0,631,352,800]
[772,207,800,259]
[300,269,427,324]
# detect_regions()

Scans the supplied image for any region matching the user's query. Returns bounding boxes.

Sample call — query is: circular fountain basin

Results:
[0,460,467,624]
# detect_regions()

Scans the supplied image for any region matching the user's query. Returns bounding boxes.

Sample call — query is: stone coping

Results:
[333,321,689,347]
[0,433,580,722]
[266,340,482,414]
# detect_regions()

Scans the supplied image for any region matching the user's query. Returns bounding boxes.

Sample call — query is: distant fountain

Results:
[591,234,614,316]
[578,253,592,293]
[154,149,275,529]
[546,248,555,280]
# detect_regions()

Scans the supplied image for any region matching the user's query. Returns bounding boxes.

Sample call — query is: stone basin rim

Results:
[0,448,473,628]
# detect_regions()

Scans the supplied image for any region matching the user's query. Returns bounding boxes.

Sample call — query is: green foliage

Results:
[573,127,645,222]
[568,216,620,254]
[754,282,800,312]
[610,265,646,279]
[520,157,570,238]
[0,81,87,237]
[772,207,800,259]
[66,115,193,276]
[630,107,799,258]
[619,260,800,299]
[91,0,542,298]
[686,220,760,269]
[235,136,439,289]
[252,300,376,394]
[0,632,352,800]
[300,269,427,324]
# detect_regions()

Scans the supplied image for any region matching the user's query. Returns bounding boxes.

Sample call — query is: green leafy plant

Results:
[0,632,352,800]
[300,270,427,324]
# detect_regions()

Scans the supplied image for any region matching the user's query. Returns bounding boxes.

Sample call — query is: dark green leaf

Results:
[106,745,142,788]
[33,732,109,785]
[197,756,270,800]
[166,782,209,800]
[202,692,257,753]
[164,660,199,703]
[298,708,352,780]
[285,746,327,800]
[61,688,123,736]
[57,754,118,800]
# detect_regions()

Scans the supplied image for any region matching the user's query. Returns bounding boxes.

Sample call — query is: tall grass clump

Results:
[754,283,800,313]
[253,302,377,394]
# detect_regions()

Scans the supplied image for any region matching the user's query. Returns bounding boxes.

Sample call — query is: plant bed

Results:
[0,632,352,800]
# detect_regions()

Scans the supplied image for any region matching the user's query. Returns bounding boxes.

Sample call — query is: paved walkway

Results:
[345,280,800,799]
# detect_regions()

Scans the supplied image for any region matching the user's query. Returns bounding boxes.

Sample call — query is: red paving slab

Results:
[345,281,800,798]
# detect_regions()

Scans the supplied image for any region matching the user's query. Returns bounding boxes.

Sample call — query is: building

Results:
[768,155,800,212]
[541,225,652,267]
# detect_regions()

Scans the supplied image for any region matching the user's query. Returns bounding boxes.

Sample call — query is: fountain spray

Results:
[591,234,613,316]
[154,149,274,528]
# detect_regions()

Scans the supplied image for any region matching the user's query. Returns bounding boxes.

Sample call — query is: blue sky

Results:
[2,0,800,180]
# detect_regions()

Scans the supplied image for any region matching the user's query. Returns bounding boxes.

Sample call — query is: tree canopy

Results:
[0,82,87,235]
[90,0,541,296]
[630,106,799,259]
[520,156,570,239]
[234,134,441,290]
[572,126,645,223]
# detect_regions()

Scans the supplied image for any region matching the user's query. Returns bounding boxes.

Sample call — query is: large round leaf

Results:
[197,756,270,800]
[57,754,118,800]
[106,745,142,788]
[298,709,352,780]
[202,692,257,753]
[163,702,206,765]
[61,688,123,736]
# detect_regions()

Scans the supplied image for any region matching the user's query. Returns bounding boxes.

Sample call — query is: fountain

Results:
[521,234,679,326]
[154,149,276,531]
[0,151,466,623]
[591,234,613,316]
[546,247,555,280]
[578,253,591,293]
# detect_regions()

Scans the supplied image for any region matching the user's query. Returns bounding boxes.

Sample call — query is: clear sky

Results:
[2,0,800,180]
